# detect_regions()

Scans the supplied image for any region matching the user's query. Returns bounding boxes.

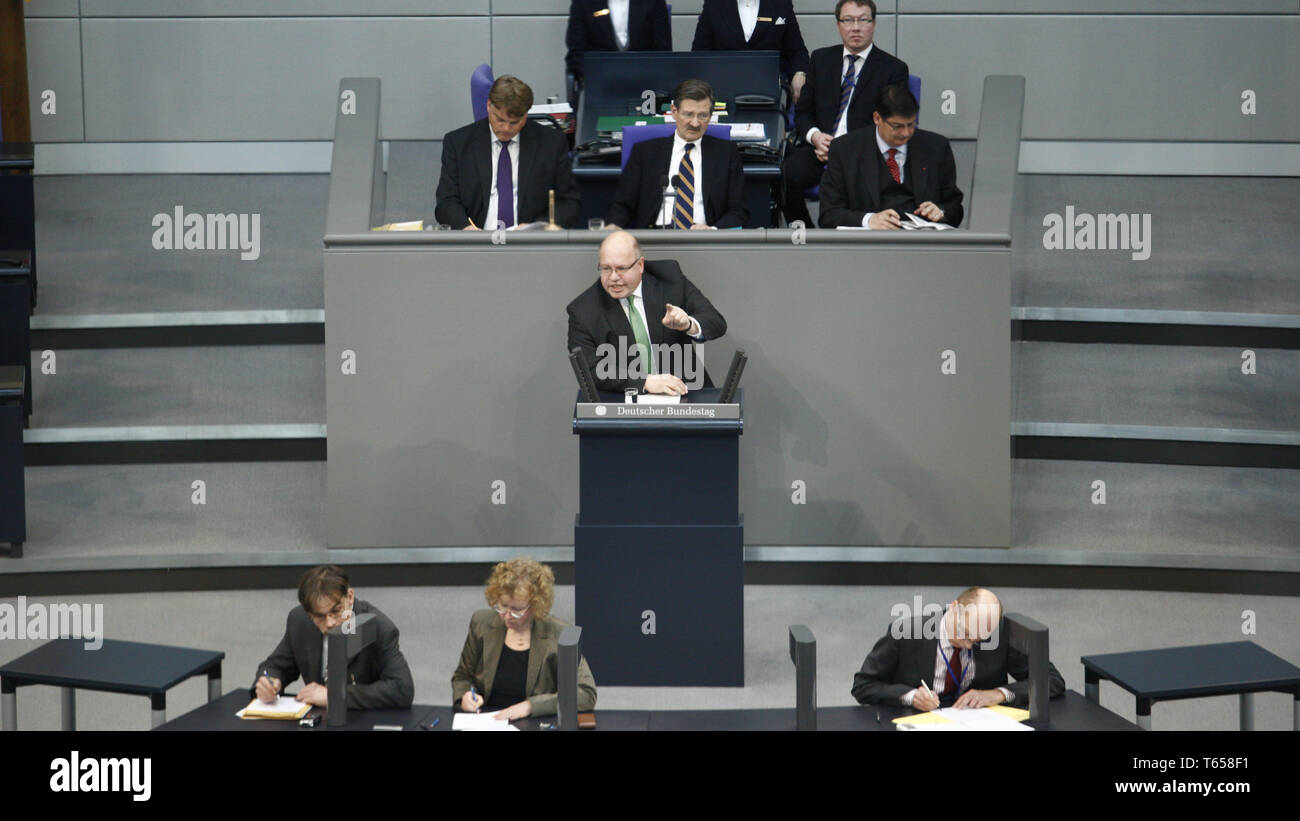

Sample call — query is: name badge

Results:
[593,8,610,16]
[757,16,772,22]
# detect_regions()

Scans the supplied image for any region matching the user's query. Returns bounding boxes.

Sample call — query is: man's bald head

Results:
[598,230,645,299]
[949,587,1001,648]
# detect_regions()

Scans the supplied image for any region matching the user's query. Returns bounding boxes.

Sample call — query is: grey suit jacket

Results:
[451,610,597,717]
[252,599,415,710]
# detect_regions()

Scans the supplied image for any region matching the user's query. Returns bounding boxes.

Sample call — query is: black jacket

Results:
[605,134,747,229]
[691,0,809,81]
[252,599,415,710]
[793,44,908,143]
[566,0,672,80]
[818,126,964,228]
[566,259,727,393]
[435,119,581,230]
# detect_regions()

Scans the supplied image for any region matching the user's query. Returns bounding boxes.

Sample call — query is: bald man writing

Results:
[566,231,727,395]
[852,587,1066,710]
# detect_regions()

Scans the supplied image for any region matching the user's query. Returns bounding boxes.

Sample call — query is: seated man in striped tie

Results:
[851,587,1065,711]
[782,0,908,228]
[605,78,748,230]
[566,230,727,396]
[818,82,964,229]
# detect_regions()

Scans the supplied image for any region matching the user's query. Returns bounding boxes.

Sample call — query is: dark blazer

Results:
[566,259,727,393]
[851,618,1066,708]
[566,0,672,80]
[691,0,809,81]
[793,44,908,143]
[605,134,747,229]
[251,599,415,710]
[435,119,581,230]
[818,126,964,228]
[452,610,597,717]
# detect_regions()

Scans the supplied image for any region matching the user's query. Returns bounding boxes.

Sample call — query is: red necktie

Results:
[886,148,901,184]
[945,648,963,695]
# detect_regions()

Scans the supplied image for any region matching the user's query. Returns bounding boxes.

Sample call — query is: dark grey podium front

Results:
[574,389,743,686]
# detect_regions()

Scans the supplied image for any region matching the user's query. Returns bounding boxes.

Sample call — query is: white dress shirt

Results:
[486,133,520,230]
[860,128,908,228]
[659,133,707,226]
[806,44,875,143]
[738,0,759,42]
[900,615,1013,707]
[609,0,630,50]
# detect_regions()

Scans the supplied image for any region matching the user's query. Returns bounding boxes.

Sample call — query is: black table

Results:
[156,689,440,732]
[1,639,224,730]
[1081,641,1300,730]
[159,691,1128,732]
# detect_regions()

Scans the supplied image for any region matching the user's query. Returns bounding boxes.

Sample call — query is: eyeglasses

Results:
[880,118,917,132]
[598,257,642,276]
[493,604,531,619]
[838,16,874,26]
[675,110,712,124]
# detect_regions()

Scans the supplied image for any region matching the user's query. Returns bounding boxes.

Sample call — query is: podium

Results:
[573,389,744,686]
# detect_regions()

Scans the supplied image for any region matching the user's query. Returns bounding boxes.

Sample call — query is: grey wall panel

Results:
[498,0,572,13]
[491,17,571,103]
[324,235,1011,548]
[898,16,1300,141]
[24,19,85,143]
[80,18,489,141]
[22,0,80,17]
[903,1,1295,13]
[79,1,490,16]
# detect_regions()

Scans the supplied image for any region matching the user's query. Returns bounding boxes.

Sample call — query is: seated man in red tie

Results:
[852,587,1066,710]
[818,82,964,229]
[604,78,747,230]
[435,76,581,230]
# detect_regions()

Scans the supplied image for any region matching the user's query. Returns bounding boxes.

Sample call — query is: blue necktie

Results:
[496,139,514,228]
[831,54,859,135]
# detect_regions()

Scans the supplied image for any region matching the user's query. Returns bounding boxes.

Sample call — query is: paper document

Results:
[452,711,520,731]
[893,706,1032,731]
[634,394,682,405]
[728,123,766,140]
[238,696,311,720]
[371,220,424,231]
[898,213,954,230]
[528,102,573,115]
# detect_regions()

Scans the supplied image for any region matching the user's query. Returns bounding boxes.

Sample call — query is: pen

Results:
[467,217,478,229]
[470,686,479,713]
[430,718,440,728]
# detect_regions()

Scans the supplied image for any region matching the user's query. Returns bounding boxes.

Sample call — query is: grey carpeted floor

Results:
[0,585,1295,731]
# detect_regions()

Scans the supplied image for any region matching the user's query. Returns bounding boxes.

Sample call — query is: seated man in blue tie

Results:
[818,82,964,229]
[852,587,1065,710]
[435,76,581,230]
[605,78,747,230]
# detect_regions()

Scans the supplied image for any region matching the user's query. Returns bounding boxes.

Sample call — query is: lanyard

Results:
[939,645,965,693]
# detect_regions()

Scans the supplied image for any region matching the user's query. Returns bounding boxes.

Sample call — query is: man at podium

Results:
[567,230,727,395]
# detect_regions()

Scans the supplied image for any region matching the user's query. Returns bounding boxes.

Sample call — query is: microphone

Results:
[659,174,675,229]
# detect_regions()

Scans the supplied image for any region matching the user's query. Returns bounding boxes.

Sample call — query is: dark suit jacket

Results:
[605,134,747,229]
[566,0,672,80]
[818,126,964,228]
[851,618,1066,708]
[435,119,581,230]
[793,44,908,143]
[691,0,809,81]
[566,259,727,393]
[452,610,597,717]
[251,599,415,710]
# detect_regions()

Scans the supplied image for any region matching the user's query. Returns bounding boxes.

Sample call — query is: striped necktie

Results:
[831,54,859,135]
[672,144,695,229]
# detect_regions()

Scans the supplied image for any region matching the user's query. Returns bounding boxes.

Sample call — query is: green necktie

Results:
[626,294,657,375]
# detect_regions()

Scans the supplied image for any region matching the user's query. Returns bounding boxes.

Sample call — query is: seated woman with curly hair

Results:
[452,557,597,720]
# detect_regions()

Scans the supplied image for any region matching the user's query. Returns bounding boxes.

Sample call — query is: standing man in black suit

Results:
[692,0,810,99]
[818,82,964,228]
[565,0,672,87]
[252,565,415,710]
[435,76,581,230]
[783,0,908,227]
[852,587,1066,710]
[567,230,727,395]
[605,78,747,230]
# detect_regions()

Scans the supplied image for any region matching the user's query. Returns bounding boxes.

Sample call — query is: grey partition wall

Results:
[323,230,1011,549]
